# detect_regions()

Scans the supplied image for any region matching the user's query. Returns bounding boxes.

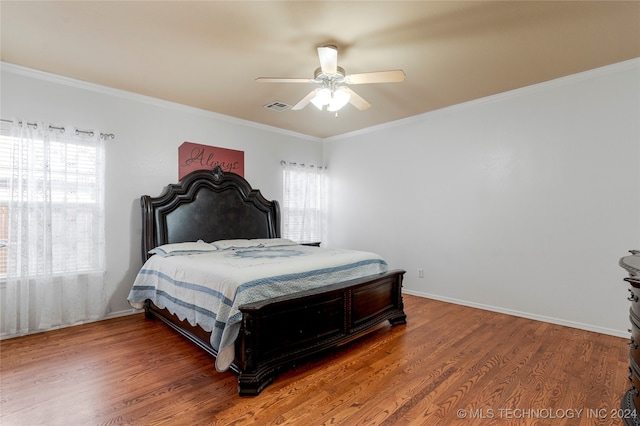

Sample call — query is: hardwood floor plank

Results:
[1,295,630,425]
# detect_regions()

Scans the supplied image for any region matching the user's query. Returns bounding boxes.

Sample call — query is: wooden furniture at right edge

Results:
[620,250,640,426]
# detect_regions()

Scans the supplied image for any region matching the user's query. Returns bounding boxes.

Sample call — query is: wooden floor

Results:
[0,295,631,425]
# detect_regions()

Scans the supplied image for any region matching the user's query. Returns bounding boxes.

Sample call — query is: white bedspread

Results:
[127,244,388,371]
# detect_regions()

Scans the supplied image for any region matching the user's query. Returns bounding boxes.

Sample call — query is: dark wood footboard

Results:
[236,269,406,395]
[144,269,406,395]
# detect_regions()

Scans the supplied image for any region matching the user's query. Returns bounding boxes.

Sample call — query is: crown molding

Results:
[325,57,640,142]
[0,61,322,143]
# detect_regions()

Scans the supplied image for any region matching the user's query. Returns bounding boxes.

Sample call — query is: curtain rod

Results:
[0,118,115,140]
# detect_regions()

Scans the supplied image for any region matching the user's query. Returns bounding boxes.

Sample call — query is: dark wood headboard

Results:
[140,166,281,262]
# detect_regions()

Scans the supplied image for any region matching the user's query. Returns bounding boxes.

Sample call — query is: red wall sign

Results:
[178,142,244,180]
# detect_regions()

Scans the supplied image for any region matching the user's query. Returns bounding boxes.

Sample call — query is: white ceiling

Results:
[1,1,639,138]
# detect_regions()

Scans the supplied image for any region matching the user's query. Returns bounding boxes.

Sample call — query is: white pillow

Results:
[255,238,297,248]
[149,240,217,257]
[210,239,259,250]
[212,238,297,250]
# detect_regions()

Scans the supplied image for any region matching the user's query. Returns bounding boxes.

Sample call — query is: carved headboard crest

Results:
[212,165,224,183]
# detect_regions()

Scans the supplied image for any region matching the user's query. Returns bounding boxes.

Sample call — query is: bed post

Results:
[140,195,155,264]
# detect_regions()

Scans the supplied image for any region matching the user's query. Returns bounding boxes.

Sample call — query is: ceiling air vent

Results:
[264,101,291,112]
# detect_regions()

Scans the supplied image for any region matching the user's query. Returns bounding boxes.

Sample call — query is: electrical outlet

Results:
[417,269,424,278]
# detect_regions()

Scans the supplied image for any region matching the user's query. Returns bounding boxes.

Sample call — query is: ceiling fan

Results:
[256,45,405,112]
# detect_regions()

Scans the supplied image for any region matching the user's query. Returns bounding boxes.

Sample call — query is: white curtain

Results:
[281,161,328,243]
[0,120,107,338]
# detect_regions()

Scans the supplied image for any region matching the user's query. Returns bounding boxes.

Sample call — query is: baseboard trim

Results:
[0,309,142,340]
[402,289,628,338]
[104,308,142,319]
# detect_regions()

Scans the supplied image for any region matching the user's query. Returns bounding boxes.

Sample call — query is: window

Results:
[0,120,107,336]
[0,123,105,277]
[281,161,327,243]
[0,129,104,277]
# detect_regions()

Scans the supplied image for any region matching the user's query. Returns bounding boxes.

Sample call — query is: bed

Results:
[128,166,406,395]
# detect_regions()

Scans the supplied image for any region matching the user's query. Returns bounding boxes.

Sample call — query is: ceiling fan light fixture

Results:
[327,88,351,112]
[311,88,331,110]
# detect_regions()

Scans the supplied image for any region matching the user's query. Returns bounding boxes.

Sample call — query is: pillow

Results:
[211,238,297,250]
[210,239,260,250]
[254,238,297,248]
[149,240,217,257]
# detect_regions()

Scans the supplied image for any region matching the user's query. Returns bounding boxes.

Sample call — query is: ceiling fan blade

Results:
[256,77,314,83]
[291,89,319,110]
[343,87,371,111]
[317,45,338,75]
[344,70,406,84]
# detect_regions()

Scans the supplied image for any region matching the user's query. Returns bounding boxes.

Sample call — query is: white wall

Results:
[1,63,322,315]
[324,59,640,336]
